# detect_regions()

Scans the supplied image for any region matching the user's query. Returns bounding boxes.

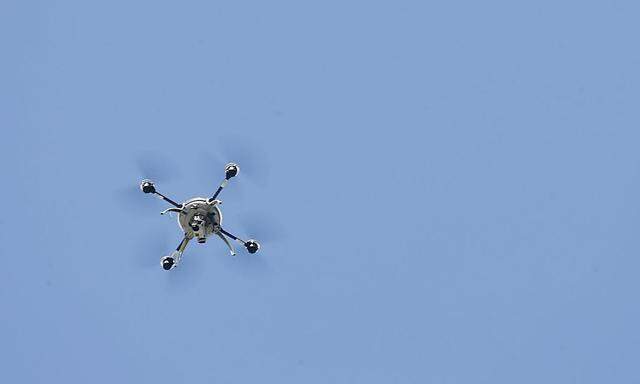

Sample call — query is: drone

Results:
[140,162,260,270]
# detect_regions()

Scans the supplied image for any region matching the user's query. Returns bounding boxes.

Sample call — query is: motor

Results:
[225,163,239,179]
[140,179,156,194]
[244,239,260,254]
[160,255,176,270]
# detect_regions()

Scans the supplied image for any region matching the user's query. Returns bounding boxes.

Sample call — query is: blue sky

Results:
[2,1,640,383]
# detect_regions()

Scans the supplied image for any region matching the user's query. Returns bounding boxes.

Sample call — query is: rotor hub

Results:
[177,198,222,240]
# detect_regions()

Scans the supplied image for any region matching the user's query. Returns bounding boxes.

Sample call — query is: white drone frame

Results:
[140,163,260,270]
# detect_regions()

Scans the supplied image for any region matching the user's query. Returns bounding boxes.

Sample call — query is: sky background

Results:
[2,1,640,383]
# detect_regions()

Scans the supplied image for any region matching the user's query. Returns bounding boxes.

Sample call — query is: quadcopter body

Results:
[140,163,260,270]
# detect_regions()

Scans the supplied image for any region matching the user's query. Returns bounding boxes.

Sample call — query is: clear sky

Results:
[2,1,640,383]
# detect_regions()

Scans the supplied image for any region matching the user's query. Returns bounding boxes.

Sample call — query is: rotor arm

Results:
[208,163,239,202]
[154,191,182,209]
[209,179,228,201]
[215,232,236,256]
[219,228,246,245]
[140,180,182,209]
[216,226,260,254]
[176,235,191,254]
[161,234,192,270]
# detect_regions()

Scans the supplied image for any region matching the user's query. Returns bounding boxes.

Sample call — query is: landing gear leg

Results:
[216,226,260,254]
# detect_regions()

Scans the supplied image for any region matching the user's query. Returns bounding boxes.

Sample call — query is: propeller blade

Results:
[218,134,270,187]
[238,210,285,245]
[116,150,183,213]
[199,134,271,187]
[114,184,163,213]
[132,226,172,270]
[134,150,182,183]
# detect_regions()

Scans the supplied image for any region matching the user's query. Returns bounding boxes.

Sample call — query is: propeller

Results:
[130,226,202,287]
[237,210,286,247]
[115,150,183,212]
[217,134,270,188]
[133,149,182,183]
[198,134,271,199]
[131,225,172,270]
[215,210,282,276]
